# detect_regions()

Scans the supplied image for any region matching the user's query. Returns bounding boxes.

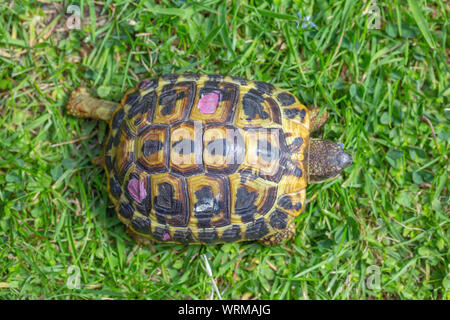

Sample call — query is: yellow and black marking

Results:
[203,124,244,174]
[186,174,229,228]
[150,173,188,227]
[169,121,203,176]
[189,80,238,123]
[135,124,169,173]
[102,73,310,244]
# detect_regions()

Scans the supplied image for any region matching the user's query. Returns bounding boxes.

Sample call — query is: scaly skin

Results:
[309,108,329,132]
[67,87,119,121]
[307,139,353,183]
[259,223,296,245]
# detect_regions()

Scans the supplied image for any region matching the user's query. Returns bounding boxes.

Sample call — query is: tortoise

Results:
[66,73,352,245]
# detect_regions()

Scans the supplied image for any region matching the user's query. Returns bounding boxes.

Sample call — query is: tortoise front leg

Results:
[309,108,328,132]
[67,88,119,122]
[91,156,105,167]
[259,224,296,245]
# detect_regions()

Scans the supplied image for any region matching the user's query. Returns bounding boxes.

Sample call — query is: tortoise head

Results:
[306,140,352,183]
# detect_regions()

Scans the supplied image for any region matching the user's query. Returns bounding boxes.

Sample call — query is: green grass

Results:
[0,0,448,300]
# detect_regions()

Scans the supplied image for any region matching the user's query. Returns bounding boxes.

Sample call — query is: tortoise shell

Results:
[105,74,310,244]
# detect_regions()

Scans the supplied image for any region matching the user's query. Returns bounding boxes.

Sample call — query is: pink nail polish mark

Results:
[139,78,157,90]
[163,232,170,241]
[198,91,221,114]
[128,178,147,203]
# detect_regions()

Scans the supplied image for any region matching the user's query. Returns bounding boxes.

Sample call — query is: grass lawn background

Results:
[0,0,448,299]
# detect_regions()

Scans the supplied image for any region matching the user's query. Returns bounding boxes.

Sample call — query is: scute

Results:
[203,124,244,174]
[150,173,188,227]
[105,73,310,244]
[228,172,278,224]
[170,121,203,176]
[245,218,270,240]
[152,82,195,124]
[234,89,282,128]
[187,174,229,228]
[189,81,238,123]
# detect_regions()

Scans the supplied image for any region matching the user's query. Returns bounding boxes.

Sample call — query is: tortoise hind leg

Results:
[126,227,154,247]
[67,88,119,121]
[259,224,296,245]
